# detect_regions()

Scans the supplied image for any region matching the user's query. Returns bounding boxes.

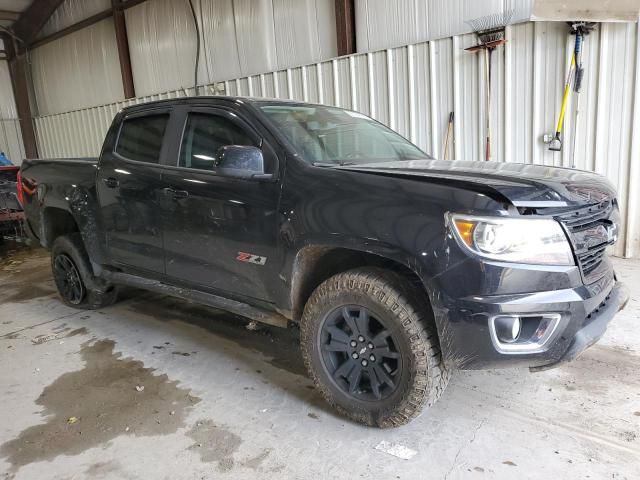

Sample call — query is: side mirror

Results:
[215,145,273,180]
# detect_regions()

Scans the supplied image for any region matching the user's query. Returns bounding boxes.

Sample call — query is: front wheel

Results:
[51,234,118,309]
[300,267,450,427]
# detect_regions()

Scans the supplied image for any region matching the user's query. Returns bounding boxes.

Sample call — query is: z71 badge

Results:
[236,252,267,266]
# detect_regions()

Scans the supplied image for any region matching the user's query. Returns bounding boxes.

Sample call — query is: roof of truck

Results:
[120,95,311,113]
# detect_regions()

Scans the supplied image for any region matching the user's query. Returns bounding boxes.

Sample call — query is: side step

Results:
[100,270,289,328]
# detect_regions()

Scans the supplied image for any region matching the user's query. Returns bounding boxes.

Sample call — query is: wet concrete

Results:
[0,244,639,479]
[124,295,307,377]
[0,339,199,474]
[0,245,56,304]
[186,419,242,471]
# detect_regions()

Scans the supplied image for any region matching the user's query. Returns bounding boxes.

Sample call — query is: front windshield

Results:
[258,103,429,165]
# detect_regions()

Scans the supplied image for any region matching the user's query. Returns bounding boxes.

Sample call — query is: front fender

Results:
[283,234,437,320]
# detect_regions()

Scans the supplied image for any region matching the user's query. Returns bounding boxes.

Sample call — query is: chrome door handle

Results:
[102,177,119,188]
[163,187,189,199]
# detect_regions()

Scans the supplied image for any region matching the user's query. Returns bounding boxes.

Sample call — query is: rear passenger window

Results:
[116,114,169,163]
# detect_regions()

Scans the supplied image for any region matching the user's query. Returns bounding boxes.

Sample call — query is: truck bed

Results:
[21,158,99,184]
[20,158,100,243]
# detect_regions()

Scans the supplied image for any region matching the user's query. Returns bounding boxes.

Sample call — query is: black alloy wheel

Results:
[319,305,402,401]
[301,267,451,427]
[53,253,85,305]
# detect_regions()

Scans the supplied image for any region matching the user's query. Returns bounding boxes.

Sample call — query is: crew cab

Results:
[18,97,628,427]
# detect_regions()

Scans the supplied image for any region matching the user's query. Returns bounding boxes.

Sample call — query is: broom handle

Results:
[443,112,454,160]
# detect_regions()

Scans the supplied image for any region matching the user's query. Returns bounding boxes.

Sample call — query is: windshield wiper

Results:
[312,162,338,167]
[312,161,357,167]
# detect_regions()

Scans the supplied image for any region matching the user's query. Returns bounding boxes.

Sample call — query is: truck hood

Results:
[338,159,616,207]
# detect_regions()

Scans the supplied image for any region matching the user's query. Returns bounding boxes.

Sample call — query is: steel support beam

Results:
[29,9,112,49]
[24,0,148,50]
[112,0,135,98]
[0,10,20,22]
[3,36,38,159]
[335,0,356,56]
[12,0,66,46]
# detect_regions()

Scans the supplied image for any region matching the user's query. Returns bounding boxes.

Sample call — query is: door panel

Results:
[161,109,281,302]
[161,171,280,301]
[96,111,171,273]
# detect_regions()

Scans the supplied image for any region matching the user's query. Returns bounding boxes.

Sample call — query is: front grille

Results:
[555,200,613,230]
[552,200,615,280]
[577,244,608,275]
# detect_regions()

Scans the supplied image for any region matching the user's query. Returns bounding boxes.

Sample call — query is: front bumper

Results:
[529,281,629,371]
[432,265,628,370]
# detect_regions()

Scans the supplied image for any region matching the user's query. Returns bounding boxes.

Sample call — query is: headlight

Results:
[448,214,575,266]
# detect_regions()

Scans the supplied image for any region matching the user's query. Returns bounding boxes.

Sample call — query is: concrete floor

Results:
[0,243,639,480]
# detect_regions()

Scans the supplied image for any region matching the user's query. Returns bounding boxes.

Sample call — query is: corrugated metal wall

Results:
[38,0,111,37]
[354,0,534,52]
[0,59,24,165]
[30,18,125,115]
[32,20,640,258]
[28,0,337,113]
[123,0,337,96]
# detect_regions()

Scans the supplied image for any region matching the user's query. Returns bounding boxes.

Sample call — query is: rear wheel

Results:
[300,267,450,427]
[53,253,85,305]
[51,234,118,309]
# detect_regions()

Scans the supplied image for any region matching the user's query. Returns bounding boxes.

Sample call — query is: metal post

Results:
[5,37,38,159]
[112,0,135,98]
[335,0,356,56]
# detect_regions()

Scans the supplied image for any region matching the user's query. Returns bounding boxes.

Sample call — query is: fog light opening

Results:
[495,316,522,343]
[532,317,552,342]
[489,313,561,354]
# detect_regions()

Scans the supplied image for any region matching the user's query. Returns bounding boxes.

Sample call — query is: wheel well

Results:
[291,246,429,321]
[42,207,79,248]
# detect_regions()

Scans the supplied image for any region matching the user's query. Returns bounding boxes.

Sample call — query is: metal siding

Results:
[273,0,336,70]
[532,0,640,22]
[39,0,111,37]
[30,18,124,116]
[233,0,279,76]
[32,21,640,258]
[197,0,243,84]
[0,60,24,164]
[411,42,433,152]
[626,20,640,258]
[123,0,337,96]
[124,0,200,97]
[355,0,535,53]
[431,37,455,160]
[508,22,534,164]
[456,33,482,162]
[535,21,568,167]
[597,22,637,257]
[368,50,389,124]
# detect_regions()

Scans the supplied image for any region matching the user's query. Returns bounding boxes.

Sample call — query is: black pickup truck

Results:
[19,97,628,427]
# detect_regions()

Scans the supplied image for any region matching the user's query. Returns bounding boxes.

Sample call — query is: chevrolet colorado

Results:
[19,97,628,427]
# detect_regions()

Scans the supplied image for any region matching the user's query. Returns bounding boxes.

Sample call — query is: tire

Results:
[300,267,450,427]
[51,233,118,309]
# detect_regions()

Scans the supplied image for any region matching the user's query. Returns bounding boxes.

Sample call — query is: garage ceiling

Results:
[0,0,32,29]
